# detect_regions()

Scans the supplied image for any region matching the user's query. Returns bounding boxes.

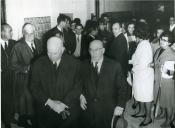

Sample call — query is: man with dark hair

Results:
[63,16,77,55]
[106,22,131,100]
[43,14,77,55]
[1,23,16,128]
[107,22,129,78]
[43,14,67,53]
[30,37,81,128]
[81,21,98,60]
[73,23,84,58]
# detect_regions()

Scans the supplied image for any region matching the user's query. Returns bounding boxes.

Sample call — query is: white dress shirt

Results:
[26,41,36,52]
[74,34,82,57]
[52,59,61,68]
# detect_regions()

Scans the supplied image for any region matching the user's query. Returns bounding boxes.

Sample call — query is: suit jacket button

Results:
[94,98,97,102]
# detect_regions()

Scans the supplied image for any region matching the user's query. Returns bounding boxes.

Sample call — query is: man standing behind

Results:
[1,23,16,128]
[11,23,42,126]
[80,40,127,128]
[30,37,81,128]
[107,22,129,78]
[73,23,84,58]
[43,14,67,53]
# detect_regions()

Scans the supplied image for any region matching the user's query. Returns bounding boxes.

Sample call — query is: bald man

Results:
[11,23,42,126]
[80,40,127,128]
[30,37,81,128]
[1,23,16,128]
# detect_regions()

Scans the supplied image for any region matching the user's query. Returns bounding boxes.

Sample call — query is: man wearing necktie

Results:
[1,23,16,128]
[80,40,128,128]
[30,37,81,128]
[11,23,42,127]
[73,23,83,58]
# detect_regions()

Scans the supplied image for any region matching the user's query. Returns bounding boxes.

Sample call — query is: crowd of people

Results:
[1,13,175,128]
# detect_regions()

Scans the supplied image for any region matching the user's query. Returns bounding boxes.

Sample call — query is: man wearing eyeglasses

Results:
[80,40,127,128]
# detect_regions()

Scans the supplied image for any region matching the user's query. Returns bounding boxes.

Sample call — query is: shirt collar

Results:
[57,26,63,32]
[25,40,35,48]
[170,24,175,31]
[115,32,122,38]
[0,38,8,49]
[89,34,95,39]
[91,56,104,65]
[53,59,61,67]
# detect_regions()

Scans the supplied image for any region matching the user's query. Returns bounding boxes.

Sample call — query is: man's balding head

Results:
[89,40,105,62]
[112,22,122,37]
[47,37,65,62]
[22,23,35,42]
[1,23,13,41]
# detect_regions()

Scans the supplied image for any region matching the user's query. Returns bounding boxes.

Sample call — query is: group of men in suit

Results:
[1,13,130,128]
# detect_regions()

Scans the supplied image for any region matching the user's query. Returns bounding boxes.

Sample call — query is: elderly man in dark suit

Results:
[30,37,81,128]
[1,23,16,128]
[11,23,42,126]
[80,40,127,128]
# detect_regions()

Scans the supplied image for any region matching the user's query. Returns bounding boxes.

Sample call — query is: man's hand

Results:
[47,99,69,114]
[80,94,87,110]
[113,106,124,116]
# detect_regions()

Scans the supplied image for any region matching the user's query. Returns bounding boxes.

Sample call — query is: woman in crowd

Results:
[153,31,175,128]
[151,26,165,55]
[124,22,137,59]
[129,23,154,127]
[124,22,138,109]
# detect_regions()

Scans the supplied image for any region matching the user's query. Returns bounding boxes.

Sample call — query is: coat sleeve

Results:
[115,63,128,108]
[63,61,82,107]
[30,62,49,106]
[11,46,29,73]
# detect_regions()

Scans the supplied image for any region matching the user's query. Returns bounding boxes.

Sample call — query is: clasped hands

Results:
[80,94,124,116]
[46,99,70,118]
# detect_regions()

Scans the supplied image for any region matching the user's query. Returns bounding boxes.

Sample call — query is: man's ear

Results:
[62,47,65,53]
[102,48,105,54]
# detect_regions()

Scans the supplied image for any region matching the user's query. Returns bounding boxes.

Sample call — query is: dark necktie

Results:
[31,43,35,51]
[53,62,57,71]
[94,62,98,74]
[31,43,37,56]
[5,42,8,51]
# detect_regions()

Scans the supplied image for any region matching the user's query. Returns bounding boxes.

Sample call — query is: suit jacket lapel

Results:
[23,40,34,59]
[159,47,170,61]
[34,39,40,54]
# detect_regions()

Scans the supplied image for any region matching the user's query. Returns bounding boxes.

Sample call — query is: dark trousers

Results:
[37,105,80,128]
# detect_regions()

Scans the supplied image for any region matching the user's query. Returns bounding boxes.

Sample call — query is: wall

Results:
[100,0,136,15]
[6,0,52,40]
[6,0,95,40]
[50,0,95,27]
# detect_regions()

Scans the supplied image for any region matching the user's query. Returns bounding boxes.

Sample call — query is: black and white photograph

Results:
[1,0,175,128]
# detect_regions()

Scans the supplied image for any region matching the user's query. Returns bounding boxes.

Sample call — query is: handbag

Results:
[111,114,128,128]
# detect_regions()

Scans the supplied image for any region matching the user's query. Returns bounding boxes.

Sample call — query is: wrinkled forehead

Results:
[24,25,35,33]
[47,38,63,50]
[90,40,103,49]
